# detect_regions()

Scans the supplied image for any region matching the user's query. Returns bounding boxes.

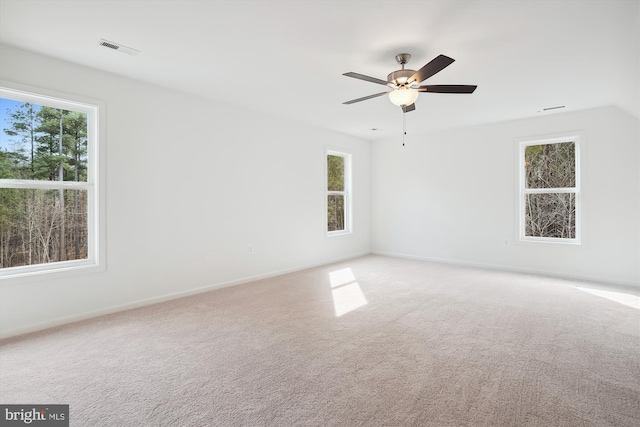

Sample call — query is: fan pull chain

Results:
[402,111,406,146]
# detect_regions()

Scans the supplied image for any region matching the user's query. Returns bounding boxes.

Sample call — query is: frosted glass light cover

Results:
[388,88,418,106]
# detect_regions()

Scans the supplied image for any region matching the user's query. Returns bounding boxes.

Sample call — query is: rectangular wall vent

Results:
[99,39,140,56]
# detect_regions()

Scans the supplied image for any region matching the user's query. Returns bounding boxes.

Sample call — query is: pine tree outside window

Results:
[519,135,581,244]
[0,86,102,278]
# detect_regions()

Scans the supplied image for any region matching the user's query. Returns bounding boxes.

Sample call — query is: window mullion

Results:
[523,187,576,194]
[0,179,91,191]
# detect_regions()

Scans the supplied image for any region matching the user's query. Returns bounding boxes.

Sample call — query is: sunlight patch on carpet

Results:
[574,286,640,310]
[330,267,367,317]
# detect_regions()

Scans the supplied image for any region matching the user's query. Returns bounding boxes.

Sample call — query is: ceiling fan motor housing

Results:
[387,69,416,87]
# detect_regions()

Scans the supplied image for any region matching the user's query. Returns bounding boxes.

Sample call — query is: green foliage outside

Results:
[327,155,344,191]
[0,100,89,268]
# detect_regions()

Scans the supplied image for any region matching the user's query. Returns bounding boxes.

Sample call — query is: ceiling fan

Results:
[343,53,477,113]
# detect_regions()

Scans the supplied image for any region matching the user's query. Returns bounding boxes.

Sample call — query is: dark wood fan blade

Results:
[343,72,390,86]
[343,91,389,105]
[409,54,455,84]
[402,103,416,113]
[418,85,477,94]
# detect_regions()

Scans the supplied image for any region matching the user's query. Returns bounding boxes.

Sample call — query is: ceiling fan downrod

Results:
[388,53,416,87]
[395,53,411,68]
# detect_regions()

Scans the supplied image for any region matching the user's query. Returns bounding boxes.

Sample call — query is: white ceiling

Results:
[1,0,638,141]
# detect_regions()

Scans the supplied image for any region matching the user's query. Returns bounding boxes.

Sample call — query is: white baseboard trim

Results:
[0,251,371,340]
[371,250,640,292]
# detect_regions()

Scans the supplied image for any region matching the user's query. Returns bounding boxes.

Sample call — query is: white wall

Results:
[372,107,640,287]
[0,44,371,338]
[2,43,637,339]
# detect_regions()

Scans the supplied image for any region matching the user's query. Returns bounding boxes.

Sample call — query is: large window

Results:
[519,135,580,244]
[327,150,351,234]
[0,86,101,277]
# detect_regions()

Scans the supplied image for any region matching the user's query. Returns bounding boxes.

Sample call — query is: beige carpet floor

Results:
[1,255,639,426]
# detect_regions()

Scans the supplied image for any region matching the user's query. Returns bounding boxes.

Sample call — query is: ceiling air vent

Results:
[542,105,565,111]
[537,105,566,113]
[99,39,140,56]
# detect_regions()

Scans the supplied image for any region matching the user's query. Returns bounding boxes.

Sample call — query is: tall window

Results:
[519,135,580,244]
[0,86,100,277]
[327,151,351,234]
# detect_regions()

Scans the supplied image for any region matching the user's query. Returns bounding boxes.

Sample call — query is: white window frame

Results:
[0,83,105,279]
[518,133,581,245]
[326,149,352,236]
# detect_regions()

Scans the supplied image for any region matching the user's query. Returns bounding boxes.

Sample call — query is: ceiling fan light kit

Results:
[388,87,419,106]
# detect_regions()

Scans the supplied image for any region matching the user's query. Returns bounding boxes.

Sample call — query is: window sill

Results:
[518,236,581,246]
[0,260,103,283]
[328,230,353,237]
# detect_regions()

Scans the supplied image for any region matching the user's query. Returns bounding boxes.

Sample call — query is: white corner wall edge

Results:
[0,251,371,340]
[371,250,640,292]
